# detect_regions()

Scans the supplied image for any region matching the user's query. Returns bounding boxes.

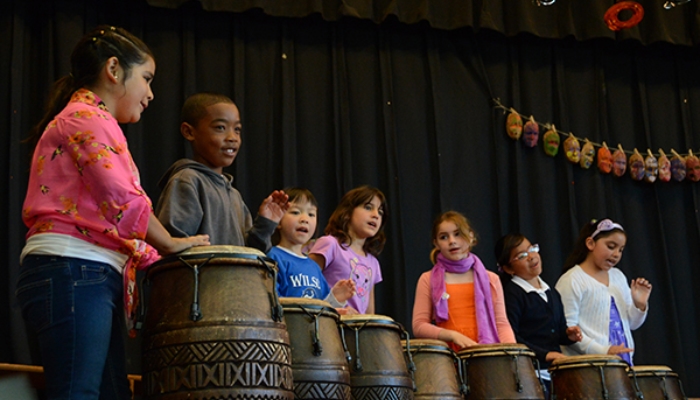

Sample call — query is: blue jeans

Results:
[15,255,131,400]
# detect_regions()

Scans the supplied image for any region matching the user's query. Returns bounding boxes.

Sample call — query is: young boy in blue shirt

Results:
[268,187,355,310]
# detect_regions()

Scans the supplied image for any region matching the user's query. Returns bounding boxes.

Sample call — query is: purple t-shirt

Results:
[309,235,383,314]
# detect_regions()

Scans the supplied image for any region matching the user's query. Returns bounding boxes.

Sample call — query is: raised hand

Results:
[258,190,289,223]
[630,277,652,311]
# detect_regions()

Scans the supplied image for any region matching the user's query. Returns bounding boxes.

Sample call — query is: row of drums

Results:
[139,246,687,399]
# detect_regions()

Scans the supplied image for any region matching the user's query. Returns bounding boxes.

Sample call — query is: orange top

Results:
[412,270,516,350]
[438,283,478,348]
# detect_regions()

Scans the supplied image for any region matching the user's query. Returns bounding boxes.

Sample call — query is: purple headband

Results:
[590,219,624,239]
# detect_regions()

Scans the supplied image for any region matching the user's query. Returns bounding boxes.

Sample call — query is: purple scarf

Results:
[430,252,500,344]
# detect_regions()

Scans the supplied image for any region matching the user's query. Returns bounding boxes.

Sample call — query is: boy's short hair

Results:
[181,93,235,126]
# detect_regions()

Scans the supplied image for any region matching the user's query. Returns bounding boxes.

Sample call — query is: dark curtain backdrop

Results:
[2,0,700,396]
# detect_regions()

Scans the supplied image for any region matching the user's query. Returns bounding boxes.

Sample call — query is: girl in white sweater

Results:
[555,219,652,365]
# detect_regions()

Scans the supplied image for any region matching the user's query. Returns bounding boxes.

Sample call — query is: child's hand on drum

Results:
[607,344,633,355]
[443,330,478,349]
[167,235,211,255]
[545,351,567,362]
[336,306,359,315]
[331,279,356,303]
[566,326,583,342]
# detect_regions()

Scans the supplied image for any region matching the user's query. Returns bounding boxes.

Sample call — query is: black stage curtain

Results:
[145,0,700,46]
[2,0,699,396]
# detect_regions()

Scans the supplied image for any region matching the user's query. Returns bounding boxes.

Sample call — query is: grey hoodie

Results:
[155,159,276,252]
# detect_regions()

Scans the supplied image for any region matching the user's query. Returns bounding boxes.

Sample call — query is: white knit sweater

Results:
[555,265,648,358]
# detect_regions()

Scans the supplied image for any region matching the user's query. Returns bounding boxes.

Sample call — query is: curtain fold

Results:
[147,0,700,46]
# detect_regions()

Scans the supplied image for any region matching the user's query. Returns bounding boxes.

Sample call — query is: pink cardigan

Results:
[412,270,516,343]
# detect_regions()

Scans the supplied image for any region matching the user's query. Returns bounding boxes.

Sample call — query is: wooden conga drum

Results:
[402,339,464,399]
[549,355,635,400]
[281,297,351,399]
[141,246,294,400]
[457,343,544,399]
[339,314,415,400]
[629,365,687,400]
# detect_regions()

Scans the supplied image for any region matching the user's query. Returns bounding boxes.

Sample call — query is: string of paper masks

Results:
[495,98,700,183]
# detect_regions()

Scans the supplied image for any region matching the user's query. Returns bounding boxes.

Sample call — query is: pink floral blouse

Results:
[22,89,159,333]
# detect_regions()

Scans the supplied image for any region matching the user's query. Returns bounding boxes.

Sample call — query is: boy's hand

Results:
[331,279,356,303]
[258,190,289,223]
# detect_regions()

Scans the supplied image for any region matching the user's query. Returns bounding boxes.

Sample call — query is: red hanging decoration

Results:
[604,1,644,31]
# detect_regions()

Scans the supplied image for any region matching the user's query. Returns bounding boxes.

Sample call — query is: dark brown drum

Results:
[141,245,294,400]
[339,314,415,400]
[549,355,635,400]
[629,365,687,400]
[402,339,464,399]
[281,297,351,399]
[457,343,544,399]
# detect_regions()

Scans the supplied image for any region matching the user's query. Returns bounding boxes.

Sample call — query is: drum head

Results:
[457,343,534,358]
[340,314,394,323]
[177,245,265,258]
[402,339,454,355]
[280,297,333,308]
[280,297,339,319]
[402,338,450,348]
[148,245,272,277]
[629,365,677,377]
[550,354,628,371]
[340,314,401,330]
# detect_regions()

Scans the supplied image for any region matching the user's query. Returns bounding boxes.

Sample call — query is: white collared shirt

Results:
[511,275,550,302]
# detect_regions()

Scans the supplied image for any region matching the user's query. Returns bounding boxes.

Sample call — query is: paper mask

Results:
[506,111,523,140]
[523,119,539,148]
[564,135,581,163]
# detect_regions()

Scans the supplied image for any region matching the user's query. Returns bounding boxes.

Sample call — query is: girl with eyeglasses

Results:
[555,219,652,365]
[412,211,516,351]
[495,234,582,399]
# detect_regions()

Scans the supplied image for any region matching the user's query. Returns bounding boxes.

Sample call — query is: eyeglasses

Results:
[511,244,540,262]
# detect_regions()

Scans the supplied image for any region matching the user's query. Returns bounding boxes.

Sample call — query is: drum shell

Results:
[458,344,544,400]
[340,315,414,400]
[403,339,462,399]
[281,298,351,399]
[549,355,635,400]
[142,247,294,400]
[629,366,686,400]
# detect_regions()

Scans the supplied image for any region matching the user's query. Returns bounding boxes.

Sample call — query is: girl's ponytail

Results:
[26,75,78,149]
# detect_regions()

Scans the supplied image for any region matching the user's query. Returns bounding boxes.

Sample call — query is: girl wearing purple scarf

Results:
[412,211,515,351]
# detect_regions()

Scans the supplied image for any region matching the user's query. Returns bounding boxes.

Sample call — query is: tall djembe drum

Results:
[339,314,416,400]
[281,297,352,399]
[549,355,635,400]
[402,339,465,399]
[457,343,544,399]
[629,365,688,400]
[141,246,294,400]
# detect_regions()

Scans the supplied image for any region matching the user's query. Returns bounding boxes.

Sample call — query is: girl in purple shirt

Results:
[310,186,387,314]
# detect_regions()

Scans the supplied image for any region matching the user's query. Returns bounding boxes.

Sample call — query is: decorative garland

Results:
[604,1,645,31]
[496,98,700,183]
